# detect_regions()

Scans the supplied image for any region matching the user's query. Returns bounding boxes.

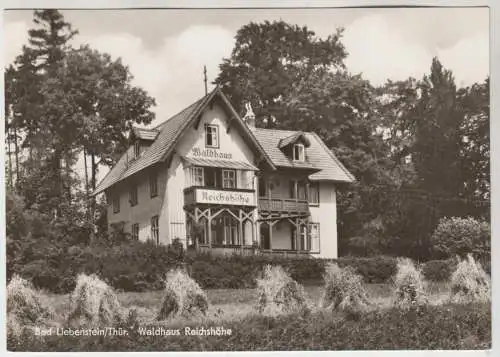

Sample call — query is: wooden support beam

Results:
[239,209,244,248]
[207,208,212,248]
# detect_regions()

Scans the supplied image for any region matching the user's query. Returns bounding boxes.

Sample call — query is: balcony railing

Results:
[258,197,309,214]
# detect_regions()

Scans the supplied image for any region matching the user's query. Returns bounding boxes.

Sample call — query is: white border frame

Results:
[1,1,495,357]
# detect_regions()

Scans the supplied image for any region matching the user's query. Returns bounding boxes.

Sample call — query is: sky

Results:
[3,7,490,182]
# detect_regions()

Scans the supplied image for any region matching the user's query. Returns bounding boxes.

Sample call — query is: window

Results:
[129,183,138,206]
[293,143,305,161]
[308,182,320,205]
[192,167,204,186]
[309,223,320,252]
[258,176,267,197]
[150,171,158,198]
[134,141,140,158]
[297,181,307,200]
[113,195,120,213]
[222,170,236,189]
[132,223,139,240]
[151,216,159,244]
[299,225,308,251]
[204,167,221,187]
[289,180,297,199]
[205,124,219,148]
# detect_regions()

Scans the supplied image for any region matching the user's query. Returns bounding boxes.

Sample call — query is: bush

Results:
[450,254,490,304]
[393,258,427,308]
[67,274,123,327]
[337,256,397,283]
[321,263,370,317]
[422,259,456,281]
[256,265,309,316]
[431,216,490,259]
[157,269,208,320]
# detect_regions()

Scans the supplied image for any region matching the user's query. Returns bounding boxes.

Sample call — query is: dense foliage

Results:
[9,303,490,351]
[430,216,490,259]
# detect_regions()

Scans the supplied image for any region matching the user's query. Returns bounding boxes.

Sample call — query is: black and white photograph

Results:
[3,3,492,352]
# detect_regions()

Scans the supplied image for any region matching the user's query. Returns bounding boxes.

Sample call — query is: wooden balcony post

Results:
[239,209,244,249]
[207,208,212,248]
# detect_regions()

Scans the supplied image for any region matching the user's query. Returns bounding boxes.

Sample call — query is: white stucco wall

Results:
[106,146,168,244]
[164,103,258,247]
[309,182,338,259]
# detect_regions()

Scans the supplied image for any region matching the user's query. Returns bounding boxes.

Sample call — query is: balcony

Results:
[258,197,309,214]
[184,187,256,207]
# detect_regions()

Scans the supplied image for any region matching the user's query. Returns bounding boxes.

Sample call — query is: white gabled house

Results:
[93,87,355,259]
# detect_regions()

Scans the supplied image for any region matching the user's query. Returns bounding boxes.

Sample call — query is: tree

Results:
[412,58,463,197]
[214,20,347,127]
[457,77,490,203]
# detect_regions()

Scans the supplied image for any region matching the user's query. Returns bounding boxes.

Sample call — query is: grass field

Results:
[39,281,451,326]
[9,280,490,351]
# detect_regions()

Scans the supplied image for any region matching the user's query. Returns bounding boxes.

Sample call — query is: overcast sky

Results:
[3,7,490,182]
[4,7,489,125]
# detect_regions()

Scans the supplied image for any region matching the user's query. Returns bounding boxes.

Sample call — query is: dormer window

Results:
[293,143,305,162]
[205,124,219,148]
[134,141,141,158]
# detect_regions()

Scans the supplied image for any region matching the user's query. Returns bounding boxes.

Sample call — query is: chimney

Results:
[243,102,256,129]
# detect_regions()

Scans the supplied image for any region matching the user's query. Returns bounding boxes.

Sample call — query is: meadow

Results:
[7,256,491,351]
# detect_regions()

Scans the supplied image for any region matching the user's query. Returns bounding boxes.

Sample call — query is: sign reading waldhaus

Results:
[93,88,355,259]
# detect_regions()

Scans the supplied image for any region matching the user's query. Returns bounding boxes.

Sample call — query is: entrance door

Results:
[260,223,270,249]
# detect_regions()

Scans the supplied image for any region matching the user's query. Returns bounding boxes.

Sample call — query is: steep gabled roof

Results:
[253,128,355,182]
[93,87,276,195]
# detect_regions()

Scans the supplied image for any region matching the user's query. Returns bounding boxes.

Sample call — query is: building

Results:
[93,87,355,259]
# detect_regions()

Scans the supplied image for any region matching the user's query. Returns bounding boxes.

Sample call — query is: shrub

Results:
[431,216,490,259]
[7,275,52,336]
[337,256,397,283]
[67,274,123,327]
[256,265,309,316]
[321,263,370,317]
[422,259,456,281]
[450,254,490,304]
[393,258,427,308]
[157,269,208,320]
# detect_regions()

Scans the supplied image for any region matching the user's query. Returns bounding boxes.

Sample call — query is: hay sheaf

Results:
[7,275,53,338]
[450,254,490,304]
[321,263,371,316]
[67,274,123,327]
[393,258,428,308]
[256,265,309,316]
[157,269,208,320]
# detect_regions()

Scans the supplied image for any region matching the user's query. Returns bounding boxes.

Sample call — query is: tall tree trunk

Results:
[14,124,20,185]
[6,126,13,188]
[83,147,90,218]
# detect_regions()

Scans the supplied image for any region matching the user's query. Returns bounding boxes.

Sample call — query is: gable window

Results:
[222,169,236,189]
[192,167,204,186]
[129,183,138,206]
[113,195,120,213]
[134,141,141,158]
[151,215,159,244]
[132,223,139,240]
[308,182,320,205]
[293,143,305,162]
[150,171,158,198]
[205,124,219,148]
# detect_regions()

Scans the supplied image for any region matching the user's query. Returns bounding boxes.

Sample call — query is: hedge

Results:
[9,303,490,351]
[8,239,489,293]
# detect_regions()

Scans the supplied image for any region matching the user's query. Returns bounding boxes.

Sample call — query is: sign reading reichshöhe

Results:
[192,147,232,160]
[195,189,255,206]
